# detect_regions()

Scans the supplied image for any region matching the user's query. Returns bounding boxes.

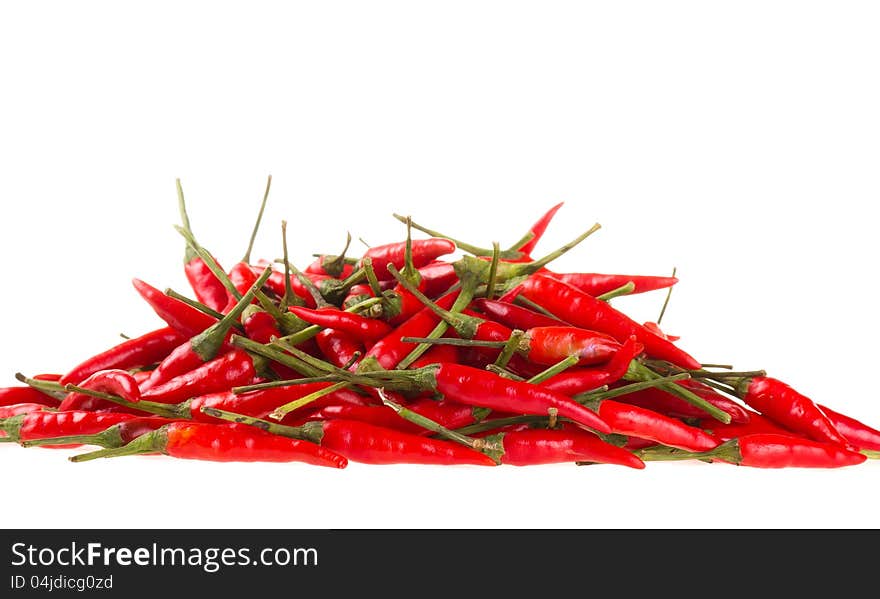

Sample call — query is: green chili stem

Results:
[232,375,347,394]
[452,415,550,437]
[391,213,524,259]
[229,335,327,378]
[596,281,636,301]
[513,296,563,320]
[174,224,242,301]
[63,385,179,419]
[485,241,500,300]
[656,267,677,325]
[525,355,580,385]
[493,329,525,369]
[242,175,272,263]
[164,289,231,323]
[268,381,351,420]
[625,361,731,424]
[14,373,67,400]
[574,372,690,403]
[484,364,525,381]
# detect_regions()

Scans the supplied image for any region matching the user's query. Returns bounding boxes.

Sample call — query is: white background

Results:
[1,2,878,529]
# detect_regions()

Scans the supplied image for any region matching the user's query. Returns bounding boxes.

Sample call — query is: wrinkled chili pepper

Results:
[59,369,142,412]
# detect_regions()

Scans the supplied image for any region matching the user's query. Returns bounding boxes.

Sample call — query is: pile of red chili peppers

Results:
[3,178,878,470]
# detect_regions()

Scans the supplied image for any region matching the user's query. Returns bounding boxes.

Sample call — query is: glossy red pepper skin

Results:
[141,350,255,405]
[548,272,678,297]
[316,419,496,466]
[0,403,48,419]
[60,326,186,386]
[739,377,849,448]
[818,404,880,452]
[2,411,135,443]
[260,266,331,308]
[359,292,458,371]
[415,262,459,297]
[407,344,460,369]
[515,202,565,257]
[191,384,371,424]
[307,404,424,434]
[472,298,565,330]
[221,262,259,313]
[523,326,621,367]
[497,427,645,468]
[591,399,720,452]
[243,308,282,345]
[360,238,456,281]
[290,306,392,343]
[316,329,364,369]
[343,284,375,310]
[616,381,751,425]
[184,253,229,313]
[731,434,867,469]
[306,257,355,278]
[158,422,347,467]
[540,336,643,396]
[520,274,701,370]
[429,363,612,435]
[0,387,60,408]
[140,340,215,392]
[132,279,218,338]
[59,370,142,412]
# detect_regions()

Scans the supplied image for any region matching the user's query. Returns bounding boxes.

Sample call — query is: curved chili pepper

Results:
[132,279,218,338]
[360,238,456,281]
[358,291,458,371]
[520,326,622,366]
[818,404,880,452]
[539,336,643,396]
[640,433,867,469]
[316,328,364,369]
[0,386,61,408]
[0,403,49,419]
[384,362,613,434]
[616,381,751,425]
[513,202,565,257]
[472,298,565,330]
[547,272,678,297]
[584,398,720,452]
[519,274,701,370]
[60,370,142,412]
[140,349,255,405]
[60,326,185,386]
[1,411,135,443]
[491,427,645,468]
[290,306,392,343]
[732,376,850,448]
[643,321,680,342]
[71,422,349,468]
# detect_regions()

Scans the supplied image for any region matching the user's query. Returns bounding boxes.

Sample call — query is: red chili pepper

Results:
[290,306,392,343]
[519,326,622,366]
[519,274,701,370]
[306,258,355,279]
[407,344,460,369]
[343,284,375,310]
[221,262,259,313]
[584,398,720,452]
[0,403,49,419]
[491,427,645,468]
[132,279,218,338]
[72,422,349,468]
[307,419,495,466]
[306,404,424,434]
[415,261,459,296]
[1,411,135,444]
[547,272,679,297]
[20,416,176,449]
[316,328,364,369]
[358,291,458,371]
[733,376,850,448]
[60,326,185,386]
[539,336,643,396]
[472,298,565,330]
[360,238,456,281]
[242,306,281,344]
[59,370,142,412]
[0,386,60,408]
[391,362,613,434]
[140,349,256,405]
[191,383,372,424]
[616,380,751,425]
[514,202,565,257]
[184,253,229,313]
[698,411,793,442]
[818,404,880,452]
[642,433,867,469]
[642,321,680,342]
